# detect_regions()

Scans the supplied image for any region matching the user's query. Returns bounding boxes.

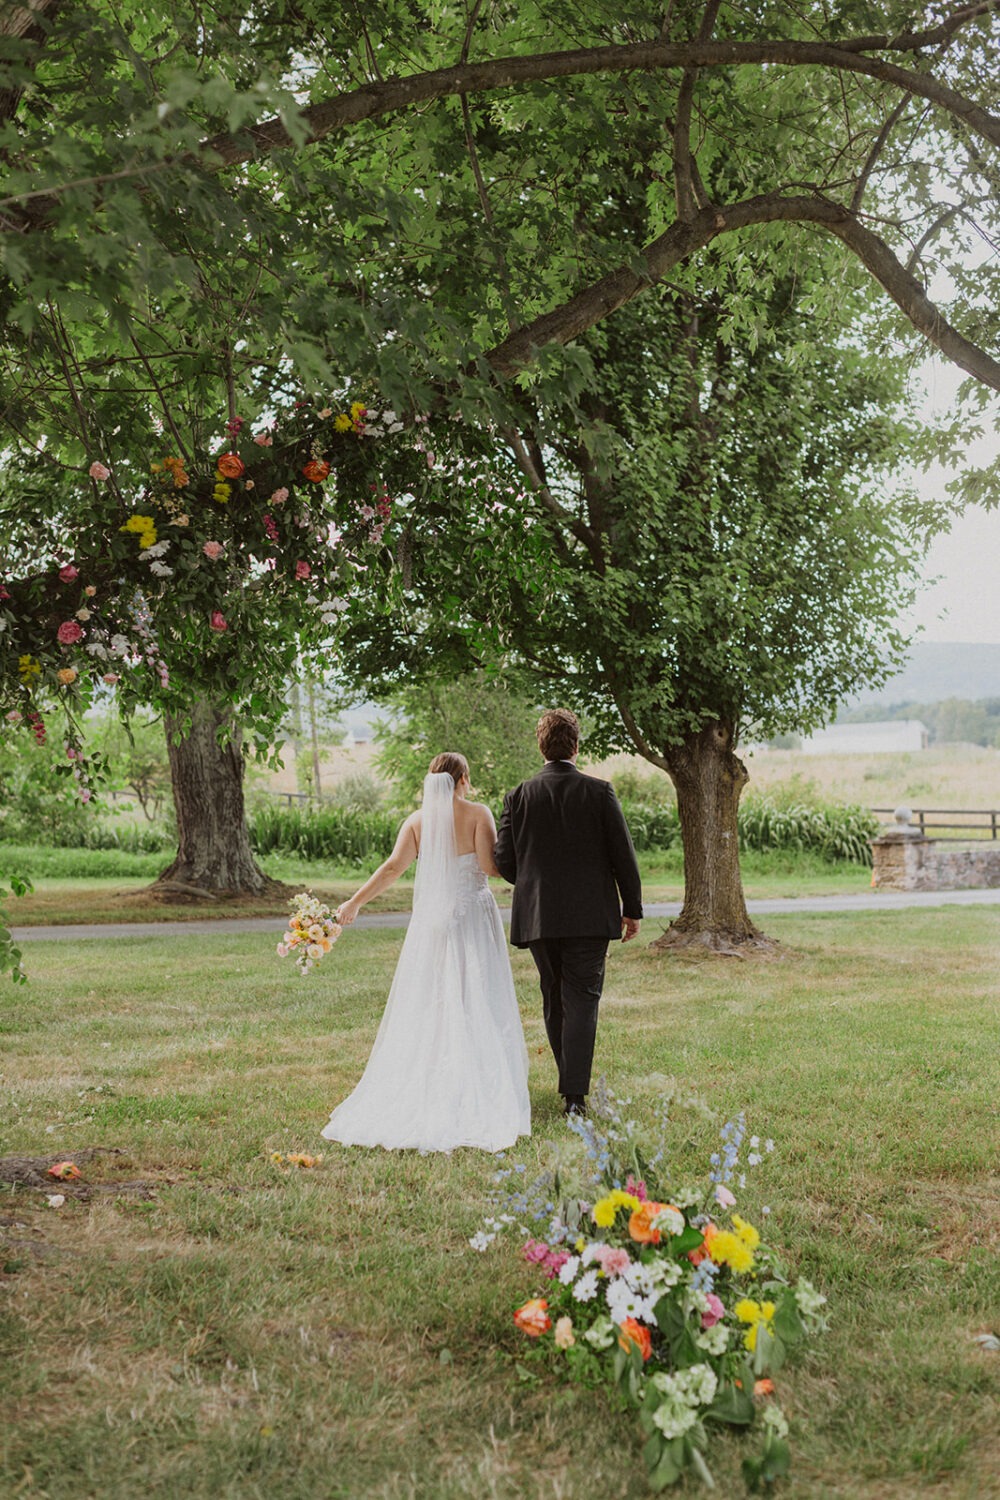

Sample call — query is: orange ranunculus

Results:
[513,1298,551,1338]
[688,1221,717,1265]
[754,1379,776,1397]
[216,453,245,479]
[618,1318,652,1361]
[302,459,331,483]
[47,1161,81,1181]
[628,1200,666,1245]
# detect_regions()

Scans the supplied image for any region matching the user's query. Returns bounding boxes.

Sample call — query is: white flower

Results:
[572,1269,600,1302]
[762,1402,789,1439]
[672,1184,701,1209]
[109,633,130,655]
[84,642,108,659]
[651,1401,697,1440]
[582,1316,616,1350]
[468,1230,495,1252]
[0,618,7,633]
[141,538,171,558]
[46,1194,66,1208]
[605,1278,657,1326]
[695,1322,731,1355]
[148,561,173,577]
[651,1204,685,1237]
[557,1255,580,1286]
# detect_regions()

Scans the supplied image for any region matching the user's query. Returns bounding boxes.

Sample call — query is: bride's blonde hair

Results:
[428,751,469,786]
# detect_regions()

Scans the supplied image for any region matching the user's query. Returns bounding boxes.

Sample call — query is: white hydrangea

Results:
[650,1363,718,1410]
[582,1316,616,1350]
[468,1230,495,1252]
[651,1400,698,1440]
[695,1322,731,1356]
[646,1258,682,1292]
[671,1184,702,1209]
[762,1402,789,1439]
[795,1278,828,1327]
[651,1205,685,1237]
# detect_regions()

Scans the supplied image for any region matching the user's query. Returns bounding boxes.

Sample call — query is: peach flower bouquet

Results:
[277,891,343,975]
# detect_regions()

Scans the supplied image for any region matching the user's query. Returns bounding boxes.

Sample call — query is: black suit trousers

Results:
[527,936,609,1097]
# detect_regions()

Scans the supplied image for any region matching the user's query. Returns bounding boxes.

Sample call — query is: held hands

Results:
[336,898,361,926]
[621,917,641,943]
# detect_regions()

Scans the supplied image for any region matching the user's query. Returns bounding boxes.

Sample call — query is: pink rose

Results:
[88,461,111,481]
[102,672,120,685]
[715,1184,737,1209]
[254,433,273,446]
[58,564,79,583]
[80,788,92,804]
[209,610,228,632]
[5,709,22,723]
[0,584,10,600]
[202,541,225,560]
[57,619,84,644]
[701,1293,725,1329]
[84,585,97,597]
[294,560,311,580]
[270,487,289,504]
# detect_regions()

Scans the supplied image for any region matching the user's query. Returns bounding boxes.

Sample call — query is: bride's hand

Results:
[336,898,360,926]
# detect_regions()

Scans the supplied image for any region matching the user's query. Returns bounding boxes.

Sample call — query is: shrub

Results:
[247,803,398,863]
[617,795,877,864]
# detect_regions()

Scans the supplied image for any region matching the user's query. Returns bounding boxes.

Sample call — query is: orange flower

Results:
[688,1221,717,1265]
[754,1379,776,1397]
[628,1200,666,1245]
[47,1161,81,1181]
[513,1298,551,1338]
[302,459,331,483]
[618,1318,652,1361]
[216,452,245,479]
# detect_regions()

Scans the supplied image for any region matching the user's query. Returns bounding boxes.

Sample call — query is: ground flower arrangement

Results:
[473,1082,827,1492]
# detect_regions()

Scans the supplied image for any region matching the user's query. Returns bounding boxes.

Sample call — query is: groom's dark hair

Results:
[537,708,579,761]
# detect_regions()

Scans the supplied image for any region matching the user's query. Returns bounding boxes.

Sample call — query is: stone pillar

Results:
[870,806,933,892]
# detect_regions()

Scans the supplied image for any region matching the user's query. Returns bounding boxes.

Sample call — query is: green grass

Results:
[1,845,871,928]
[1,910,998,1498]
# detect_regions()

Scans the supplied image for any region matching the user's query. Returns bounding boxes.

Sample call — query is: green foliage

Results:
[373,674,544,804]
[618,796,878,864]
[246,804,399,864]
[0,869,31,983]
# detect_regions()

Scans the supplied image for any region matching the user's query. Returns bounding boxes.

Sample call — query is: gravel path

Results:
[11,886,1000,942]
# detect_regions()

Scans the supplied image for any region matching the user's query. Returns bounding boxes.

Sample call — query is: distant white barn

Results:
[801,720,929,755]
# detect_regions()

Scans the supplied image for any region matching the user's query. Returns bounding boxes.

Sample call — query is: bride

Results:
[321,752,530,1152]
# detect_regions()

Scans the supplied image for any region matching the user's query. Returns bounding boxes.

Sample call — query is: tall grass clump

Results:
[617,795,878,864]
[247,803,398,863]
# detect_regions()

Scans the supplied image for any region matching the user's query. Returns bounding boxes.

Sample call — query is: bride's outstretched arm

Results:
[336,814,419,924]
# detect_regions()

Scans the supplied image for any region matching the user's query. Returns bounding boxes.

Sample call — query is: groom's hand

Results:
[621,917,641,942]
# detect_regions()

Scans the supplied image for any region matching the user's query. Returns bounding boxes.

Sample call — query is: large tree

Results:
[337,251,941,948]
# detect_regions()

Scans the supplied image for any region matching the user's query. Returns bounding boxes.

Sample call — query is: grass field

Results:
[2,908,998,1498]
[2,848,872,928]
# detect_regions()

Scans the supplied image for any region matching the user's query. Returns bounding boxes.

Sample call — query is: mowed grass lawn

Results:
[1,909,998,1500]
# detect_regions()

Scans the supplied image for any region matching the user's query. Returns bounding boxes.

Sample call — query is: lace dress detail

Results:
[321,854,530,1152]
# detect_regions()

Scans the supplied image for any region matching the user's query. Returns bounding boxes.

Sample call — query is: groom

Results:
[494,708,643,1116]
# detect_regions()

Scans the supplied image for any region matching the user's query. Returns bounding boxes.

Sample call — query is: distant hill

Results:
[850,642,1000,708]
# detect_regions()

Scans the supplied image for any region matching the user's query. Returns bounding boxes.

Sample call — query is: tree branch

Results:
[482,194,1000,393]
[673,0,723,220]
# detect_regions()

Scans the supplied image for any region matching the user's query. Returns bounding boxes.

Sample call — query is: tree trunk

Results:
[151,698,282,899]
[651,721,775,955]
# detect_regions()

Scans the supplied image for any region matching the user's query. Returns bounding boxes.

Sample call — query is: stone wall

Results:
[870,834,1000,892]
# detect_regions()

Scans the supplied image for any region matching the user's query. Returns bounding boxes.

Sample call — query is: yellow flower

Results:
[333,413,352,431]
[709,1230,754,1274]
[732,1214,760,1251]
[121,515,158,548]
[349,400,366,420]
[591,1197,617,1229]
[610,1189,641,1213]
[213,482,231,504]
[734,1298,775,1352]
[18,654,41,681]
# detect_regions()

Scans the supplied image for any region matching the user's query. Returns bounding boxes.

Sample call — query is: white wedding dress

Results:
[321,773,530,1152]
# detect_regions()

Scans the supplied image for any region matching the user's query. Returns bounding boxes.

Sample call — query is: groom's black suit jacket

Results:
[494,761,643,948]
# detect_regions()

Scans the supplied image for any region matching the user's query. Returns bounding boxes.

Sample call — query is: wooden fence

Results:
[870,808,999,840]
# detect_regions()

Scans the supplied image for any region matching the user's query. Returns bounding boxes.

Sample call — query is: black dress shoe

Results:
[563,1094,587,1117]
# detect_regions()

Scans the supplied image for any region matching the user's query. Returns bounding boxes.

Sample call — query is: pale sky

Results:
[897,357,1000,645]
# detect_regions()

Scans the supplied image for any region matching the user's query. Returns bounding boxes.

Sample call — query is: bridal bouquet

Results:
[277,891,343,975]
[472,1082,827,1492]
